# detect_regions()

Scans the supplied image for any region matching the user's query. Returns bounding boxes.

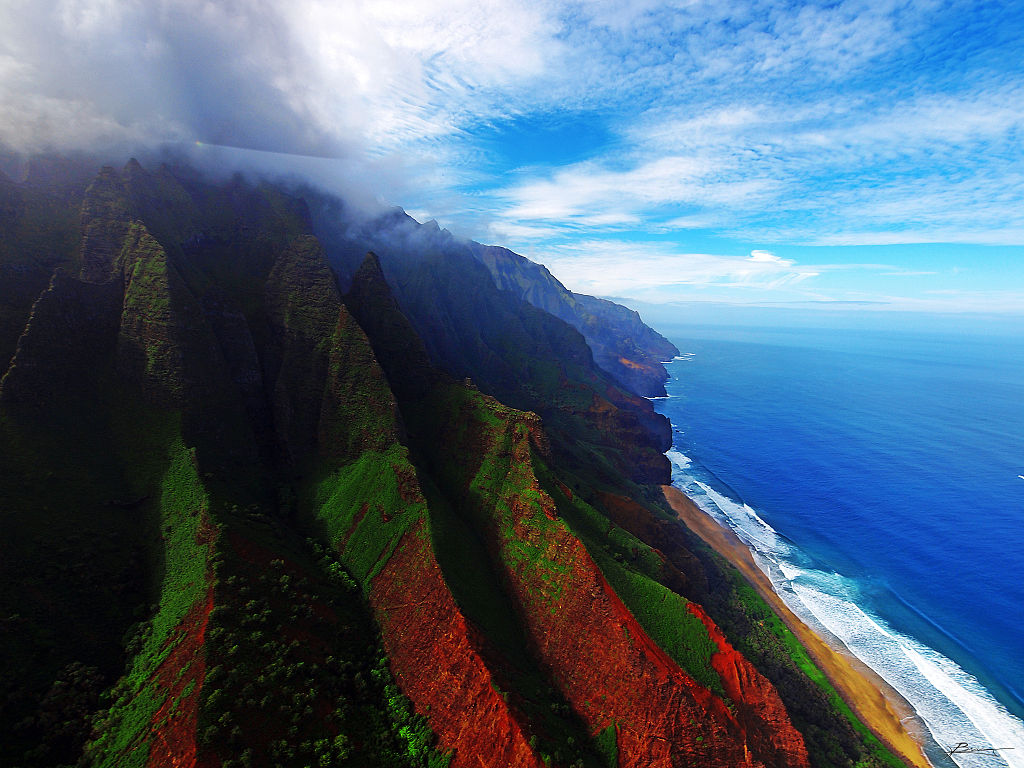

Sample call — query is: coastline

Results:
[662,484,933,768]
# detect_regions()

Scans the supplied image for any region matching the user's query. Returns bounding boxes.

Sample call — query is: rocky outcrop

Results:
[117,222,231,406]
[571,293,679,397]
[448,409,760,767]
[145,587,215,768]
[78,167,132,284]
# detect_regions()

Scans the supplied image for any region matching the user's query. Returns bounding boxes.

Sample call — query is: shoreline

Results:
[662,484,934,768]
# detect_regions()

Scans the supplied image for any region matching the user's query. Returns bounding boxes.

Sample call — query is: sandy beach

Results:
[662,484,933,768]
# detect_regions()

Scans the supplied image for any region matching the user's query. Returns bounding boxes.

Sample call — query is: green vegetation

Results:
[319,310,403,462]
[86,433,215,768]
[309,445,426,582]
[538,465,727,700]
[607,568,724,697]
[120,223,172,318]
[140,439,212,659]
[117,223,178,388]
[594,724,618,768]
[467,421,567,590]
[199,528,450,768]
[424,481,602,768]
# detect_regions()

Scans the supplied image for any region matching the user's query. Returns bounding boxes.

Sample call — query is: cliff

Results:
[0,159,909,768]
[305,202,678,398]
[469,243,679,397]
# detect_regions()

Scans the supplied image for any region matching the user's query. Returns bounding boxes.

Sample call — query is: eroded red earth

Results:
[370,520,547,768]
[145,586,214,768]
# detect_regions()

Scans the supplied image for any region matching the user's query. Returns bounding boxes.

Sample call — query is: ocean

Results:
[651,319,1024,768]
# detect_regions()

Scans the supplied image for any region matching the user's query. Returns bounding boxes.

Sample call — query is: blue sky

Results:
[2,0,1024,312]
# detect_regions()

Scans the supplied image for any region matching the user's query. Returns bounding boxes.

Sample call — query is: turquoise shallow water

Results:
[652,322,1024,768]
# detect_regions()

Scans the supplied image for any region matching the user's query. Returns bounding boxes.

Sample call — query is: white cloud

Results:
[496,154,776,229]
[2,0,1022,307]
[521,241,974,305]
[531,239,823,299]
[0,0,562,161]
[661,214,716,230]
[485,73,1024,248]
[749,250,786,264]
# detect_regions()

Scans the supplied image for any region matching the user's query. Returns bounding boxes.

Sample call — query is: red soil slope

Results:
[371,520,546,768]
[503,507,749,768]
[469,411,810,768]
[145,587,214,768]
[687,603,810,768]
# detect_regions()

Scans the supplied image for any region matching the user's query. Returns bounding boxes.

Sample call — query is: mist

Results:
[0,0,457,216]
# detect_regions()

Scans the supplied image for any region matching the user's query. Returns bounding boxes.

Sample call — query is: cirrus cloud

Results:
[2,0,1022,310]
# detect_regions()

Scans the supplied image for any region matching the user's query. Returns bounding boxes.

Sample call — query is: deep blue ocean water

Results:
[652,321,1024,768]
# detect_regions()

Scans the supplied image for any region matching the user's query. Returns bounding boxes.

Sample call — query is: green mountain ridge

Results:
[0,158,909,768]
[306,201,679,398]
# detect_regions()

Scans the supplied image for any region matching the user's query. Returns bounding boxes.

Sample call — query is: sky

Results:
[2,0,1023,314]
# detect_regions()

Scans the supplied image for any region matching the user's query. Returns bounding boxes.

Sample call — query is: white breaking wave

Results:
[671,462,1024,768]
[784,580,1024,768]
[694,480,794,559]
[665,449,692,471]
[903,643,1024,768]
